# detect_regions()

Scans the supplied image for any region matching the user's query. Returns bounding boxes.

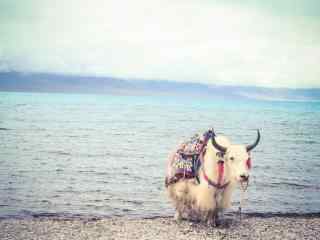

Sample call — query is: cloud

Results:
[0,0,319,88]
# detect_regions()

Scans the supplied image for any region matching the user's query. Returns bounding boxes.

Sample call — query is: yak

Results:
[165,129,260,225]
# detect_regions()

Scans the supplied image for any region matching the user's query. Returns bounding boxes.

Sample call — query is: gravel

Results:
[0,215,319,240]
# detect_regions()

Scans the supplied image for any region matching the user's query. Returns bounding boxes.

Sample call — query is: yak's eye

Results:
[230,157,234,161]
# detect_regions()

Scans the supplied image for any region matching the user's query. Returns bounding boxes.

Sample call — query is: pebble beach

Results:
[1,214,319,240]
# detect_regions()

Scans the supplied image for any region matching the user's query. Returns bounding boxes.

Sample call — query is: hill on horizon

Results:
[0,71,319,102]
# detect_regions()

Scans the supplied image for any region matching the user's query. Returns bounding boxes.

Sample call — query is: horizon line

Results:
[1,70,320,91]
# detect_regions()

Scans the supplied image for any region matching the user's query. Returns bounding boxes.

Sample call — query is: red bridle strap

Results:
[246,158,251,169]
[202,160,229,189]
[217,160,224,185]
[246,152,252,169]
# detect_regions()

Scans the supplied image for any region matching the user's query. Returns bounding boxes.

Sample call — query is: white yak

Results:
[166,129,260,225]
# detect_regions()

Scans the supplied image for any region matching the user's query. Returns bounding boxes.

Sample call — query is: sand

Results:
[0,214,319,240]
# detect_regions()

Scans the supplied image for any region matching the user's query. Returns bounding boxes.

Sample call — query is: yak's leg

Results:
[221,184,235,209]
[174,201,187,222]
[214,210,221,226]
[174,211,182,222]
[207,215,215,226]
[206,208,223,227]
[171,181,194,222]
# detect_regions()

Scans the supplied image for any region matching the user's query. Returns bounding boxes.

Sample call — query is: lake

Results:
[0,92,319,218]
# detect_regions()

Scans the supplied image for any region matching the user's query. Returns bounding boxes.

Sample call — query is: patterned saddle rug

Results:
[165,130,213,187]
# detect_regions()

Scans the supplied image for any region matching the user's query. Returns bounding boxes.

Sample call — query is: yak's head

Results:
[211,130,260,183]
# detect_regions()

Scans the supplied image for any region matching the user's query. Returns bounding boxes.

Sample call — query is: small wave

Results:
[0,127,10,131]
[313,163,320,167]
[78,170,95,174]
[94,172,109,176]
[31,212,61,218]
[292,140,317,144]
[10,174,24,178]
[245,212,320,218]
[279,182,320,190]
[86,154,107,158]
[47,150,71,156]
[85,204,99,208]
[67,135,89,138]
[125,200,144,206]
[56,189,81,194]
[87,189,103,193]
[111,133,124,136]
[2,187,18,191]
[11,212,104,221]
[255,181,319,190]
[303,140,317,144]
[98,180,109,184]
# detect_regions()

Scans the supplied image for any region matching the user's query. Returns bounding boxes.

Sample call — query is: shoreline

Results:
[1,214,319,240]
[1,211,319,220]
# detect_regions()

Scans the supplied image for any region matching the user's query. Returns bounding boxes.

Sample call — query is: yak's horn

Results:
[211,132,227,153]
[246,129,261,152]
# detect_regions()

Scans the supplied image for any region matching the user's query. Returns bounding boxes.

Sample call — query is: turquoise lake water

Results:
[0,92,319,218]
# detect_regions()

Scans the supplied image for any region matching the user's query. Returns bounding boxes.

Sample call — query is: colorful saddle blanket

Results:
[165,130,213,187]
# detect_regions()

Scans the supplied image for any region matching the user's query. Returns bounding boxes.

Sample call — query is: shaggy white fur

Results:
[167,135,251,225]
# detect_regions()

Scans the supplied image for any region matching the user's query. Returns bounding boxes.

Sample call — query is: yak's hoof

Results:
[214,219,222,227]
[206,218,215,227]
[207,217,221,227]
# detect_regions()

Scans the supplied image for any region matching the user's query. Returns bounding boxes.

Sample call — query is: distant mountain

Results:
[0,71,319,101]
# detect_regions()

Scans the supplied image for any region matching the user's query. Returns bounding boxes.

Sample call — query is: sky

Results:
[0,0,319,88]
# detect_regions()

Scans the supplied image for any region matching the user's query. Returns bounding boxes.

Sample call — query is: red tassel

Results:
[217,161,224,185]
[246,158,251,169]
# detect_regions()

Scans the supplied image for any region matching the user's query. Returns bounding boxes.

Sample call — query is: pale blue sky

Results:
[0,0,319,88]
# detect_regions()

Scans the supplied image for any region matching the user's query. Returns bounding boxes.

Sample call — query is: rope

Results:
[239,180,249,222]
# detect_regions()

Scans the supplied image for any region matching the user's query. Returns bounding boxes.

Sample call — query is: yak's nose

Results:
[240,174,249,182]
